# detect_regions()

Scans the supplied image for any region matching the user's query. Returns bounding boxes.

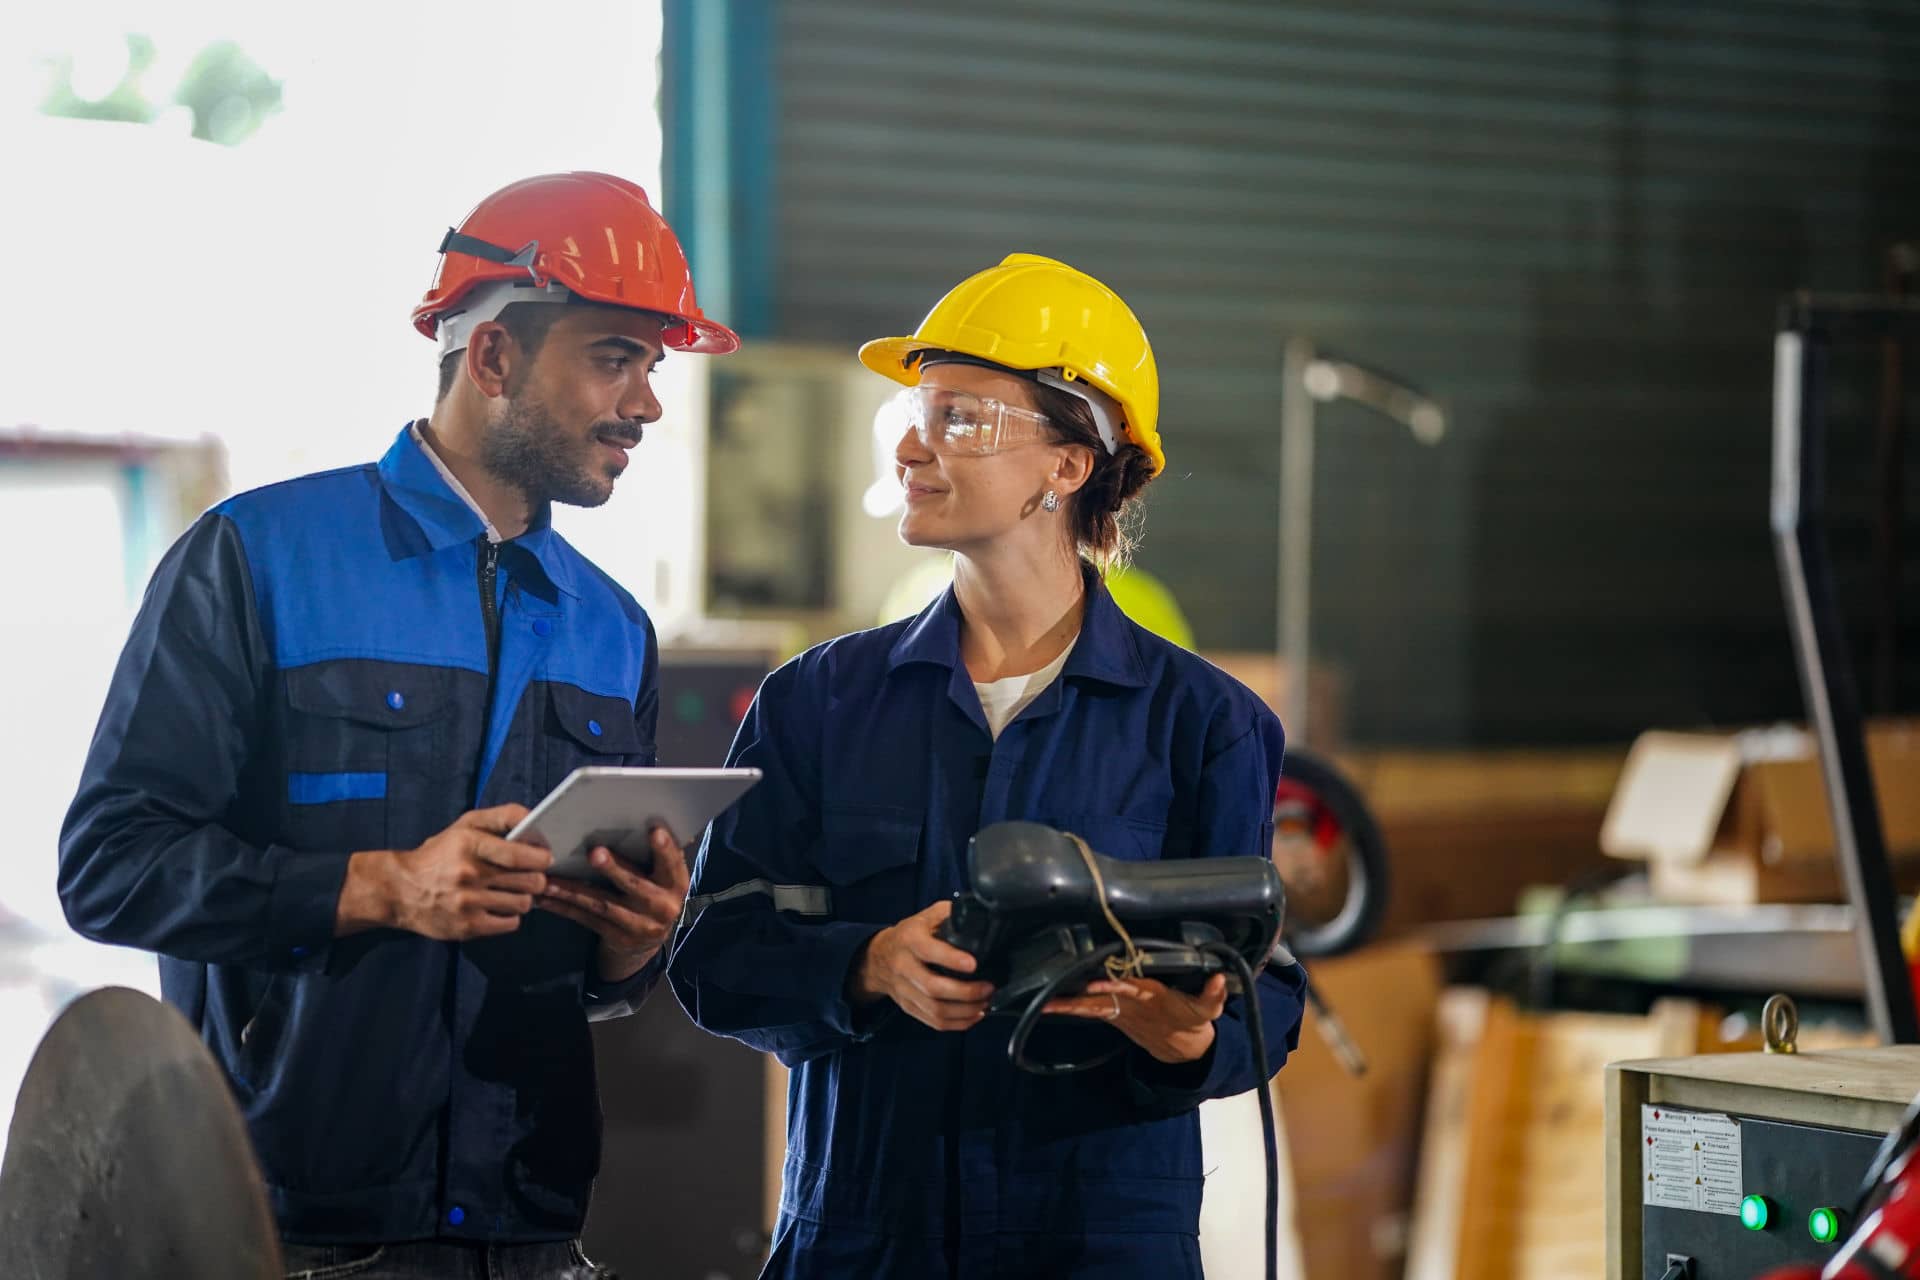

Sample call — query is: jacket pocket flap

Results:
[547,683,645,753]
[818,807,923,885]
[1036,813,1168,861]
[285,664,449,728]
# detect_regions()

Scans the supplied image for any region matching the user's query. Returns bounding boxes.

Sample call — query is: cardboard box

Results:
[1600,720,1920,903]
[1343,748,1625,934]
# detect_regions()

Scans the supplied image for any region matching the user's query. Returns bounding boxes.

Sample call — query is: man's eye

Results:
[601,356,632,370]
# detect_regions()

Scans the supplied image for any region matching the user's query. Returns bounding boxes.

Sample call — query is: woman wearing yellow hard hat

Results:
[670,254,1305,1278]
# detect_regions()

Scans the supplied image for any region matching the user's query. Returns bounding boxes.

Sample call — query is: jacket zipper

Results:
[475,537,502,791]
[478,538,501,670]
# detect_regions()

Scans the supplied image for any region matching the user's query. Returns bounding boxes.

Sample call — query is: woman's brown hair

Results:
[1029,381,1156,572]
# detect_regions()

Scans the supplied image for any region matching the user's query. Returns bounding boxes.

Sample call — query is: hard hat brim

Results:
[669,313,741,355]
[858,336,928,386]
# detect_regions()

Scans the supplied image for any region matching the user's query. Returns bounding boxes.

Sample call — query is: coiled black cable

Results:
[1002,938,1282,1280]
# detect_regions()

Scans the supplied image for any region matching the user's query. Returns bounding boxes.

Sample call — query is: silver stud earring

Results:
[1042,490,1060,513]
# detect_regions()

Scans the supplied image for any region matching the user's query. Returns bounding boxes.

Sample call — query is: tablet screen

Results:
[508,767,762,883]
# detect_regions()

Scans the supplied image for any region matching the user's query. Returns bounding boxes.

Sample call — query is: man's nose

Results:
[619,377,662,426]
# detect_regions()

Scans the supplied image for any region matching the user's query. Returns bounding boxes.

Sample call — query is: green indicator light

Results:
[1740,1194,1770,1231]
[1810,1207,1841,1243]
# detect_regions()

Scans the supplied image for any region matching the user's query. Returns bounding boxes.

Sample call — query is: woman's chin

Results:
[897,514,943,549]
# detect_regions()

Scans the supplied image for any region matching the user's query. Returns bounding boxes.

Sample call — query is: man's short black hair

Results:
[434,302,567,403]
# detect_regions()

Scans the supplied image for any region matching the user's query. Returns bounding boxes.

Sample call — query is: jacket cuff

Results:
[583,948,667,1021]
[266,846,351,972]
[841,927,900,1042]
[1125,1014,1243,1110]
[819,922,890,1039]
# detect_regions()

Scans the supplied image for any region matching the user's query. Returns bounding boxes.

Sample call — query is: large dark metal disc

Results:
[0,986,280,1279]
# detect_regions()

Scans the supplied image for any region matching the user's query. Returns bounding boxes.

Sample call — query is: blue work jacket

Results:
[669,572,1306,1279]
[59,425,661,1243]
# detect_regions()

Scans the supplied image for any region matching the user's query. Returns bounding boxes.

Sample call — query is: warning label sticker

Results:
[1642,1106,1744,1214]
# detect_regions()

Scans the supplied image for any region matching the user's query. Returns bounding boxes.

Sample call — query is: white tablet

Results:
[508,767,763,884]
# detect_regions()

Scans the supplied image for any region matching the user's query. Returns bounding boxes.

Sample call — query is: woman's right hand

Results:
[849,900,994,1031]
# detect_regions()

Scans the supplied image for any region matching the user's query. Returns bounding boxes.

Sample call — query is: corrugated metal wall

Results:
[680,0,1920,746]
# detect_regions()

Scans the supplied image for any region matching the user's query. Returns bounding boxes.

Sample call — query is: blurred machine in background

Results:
[586,646,778,1279]
[584,980,775,1280]
[635,342,930,649]
[1607,1039,1920,1280]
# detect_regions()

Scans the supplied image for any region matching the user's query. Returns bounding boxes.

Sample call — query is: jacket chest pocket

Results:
[282,664,451,850]
[541,682,647,794]
[1034,813,1169,862]
[818,806,925,923]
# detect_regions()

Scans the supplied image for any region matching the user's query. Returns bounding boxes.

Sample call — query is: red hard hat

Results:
[411,171,738,354]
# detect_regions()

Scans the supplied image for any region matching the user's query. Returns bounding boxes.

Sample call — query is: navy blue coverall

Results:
[59,425,660,1243]
[669,573,1306,1278]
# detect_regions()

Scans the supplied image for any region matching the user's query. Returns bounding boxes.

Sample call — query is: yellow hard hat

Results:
[859,253,1164,476]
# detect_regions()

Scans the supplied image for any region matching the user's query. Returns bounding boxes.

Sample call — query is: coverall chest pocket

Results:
[542,683,646,795]
[1038,813,1169,862]
[818,807,924,924]
[282,663,450,850]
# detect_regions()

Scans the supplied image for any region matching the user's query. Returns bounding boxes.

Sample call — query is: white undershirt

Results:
[411,420,503,544]
[973,636,1078,739]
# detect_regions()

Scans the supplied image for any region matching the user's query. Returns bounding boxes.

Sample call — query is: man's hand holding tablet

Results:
[511,767,762,980]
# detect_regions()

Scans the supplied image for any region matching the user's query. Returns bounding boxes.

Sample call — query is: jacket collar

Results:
[377,423,579,598]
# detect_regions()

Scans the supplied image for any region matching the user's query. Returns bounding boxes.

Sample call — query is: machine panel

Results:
[1638,1108,1882,1280]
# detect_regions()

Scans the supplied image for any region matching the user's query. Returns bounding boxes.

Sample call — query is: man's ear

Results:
[463,323,519,400]
[1050,443,1097,498]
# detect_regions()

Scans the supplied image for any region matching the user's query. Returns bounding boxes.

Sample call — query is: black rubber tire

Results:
[1273,747,1389,958]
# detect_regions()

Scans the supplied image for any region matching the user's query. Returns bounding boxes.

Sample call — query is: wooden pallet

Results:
[1408,994,1697,1280]
[1406,991,1878,1280]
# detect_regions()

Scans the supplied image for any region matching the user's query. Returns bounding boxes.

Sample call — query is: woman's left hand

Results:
[1042,973,1227,1064]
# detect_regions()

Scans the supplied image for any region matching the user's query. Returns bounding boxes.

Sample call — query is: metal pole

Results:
[1771,326,1919,1044]
[1280,338,1316,745]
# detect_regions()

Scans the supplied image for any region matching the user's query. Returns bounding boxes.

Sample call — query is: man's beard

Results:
[481,391,619,510]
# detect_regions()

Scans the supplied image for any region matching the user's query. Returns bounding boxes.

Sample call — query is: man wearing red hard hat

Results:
[61,172,736,1278]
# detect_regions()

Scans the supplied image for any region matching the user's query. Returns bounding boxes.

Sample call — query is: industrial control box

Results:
[1608,1047,1920,1280]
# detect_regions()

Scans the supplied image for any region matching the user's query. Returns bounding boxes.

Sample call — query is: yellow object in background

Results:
[877,555,1196,651]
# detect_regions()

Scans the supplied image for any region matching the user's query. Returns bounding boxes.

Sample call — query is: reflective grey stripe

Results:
[683,879,833,923]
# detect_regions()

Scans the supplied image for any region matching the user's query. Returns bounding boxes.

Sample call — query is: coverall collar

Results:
[886,562,1150,691]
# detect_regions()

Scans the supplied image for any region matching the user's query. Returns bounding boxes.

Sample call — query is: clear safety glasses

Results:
[876,386,1054,457]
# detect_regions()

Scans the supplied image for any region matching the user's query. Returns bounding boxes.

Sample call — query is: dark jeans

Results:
[280,1239,616,1280]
